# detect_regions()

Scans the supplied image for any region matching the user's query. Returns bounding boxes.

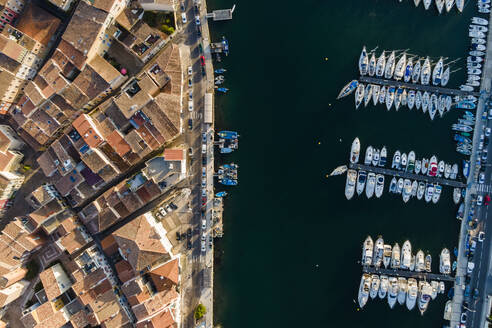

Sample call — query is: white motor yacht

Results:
[401,152,407,169]
[432,184,442,204]
[453,188,461,204]
[388,277,399,309]
[406,278,418,310]
[418,281,432,315]
[375,174,384,198]
[379,275,389,299]
[424,183,434,203]
[370,274,380,299]
[400,240,412,269]
[345,169,357,200]
[397,277,408,305]
[372,148,380,166]
[362,236,374,266]
[417,182,425,200]
[415,250,425,272]
[366,173,376,199]
[383,244,392,268]
[425,254,432,272]
[430,281,439,300]
[373,236,384,267]
[350,137,360,163]
[358,274,371,308]
[411,180,418,197]
[397,178,404,194]
[356,170,367,196]
[421,158,429,175]
[364,146,373,165]
[440,248,451,274]
[415,159,422,174]
[402,179,412,203]
[379,146,387,167]
[389,176,397,193]
[391,243,401,269]
[444,163,452,179]
[392,150,401,169]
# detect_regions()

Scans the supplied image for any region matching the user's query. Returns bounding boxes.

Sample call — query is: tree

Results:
[194,304,206,320]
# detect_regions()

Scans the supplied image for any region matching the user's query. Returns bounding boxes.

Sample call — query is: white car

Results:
[201,240,206,252]
[201,233,206,241]
[188,66,193,75]
[478,231,485,242]
[487,127,492,137]
[195,15,201,25]
[201,219,206,230]
[188,100,193,112]
[189,90,193,100]
[477,195,483,205]
[181,12,187,24]
[479,172,486,184]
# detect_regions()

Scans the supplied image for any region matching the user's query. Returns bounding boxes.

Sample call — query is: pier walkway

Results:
[363,266,455,282]
[206,5,235,21]
[359,76,480,97]
[348,163,466,188]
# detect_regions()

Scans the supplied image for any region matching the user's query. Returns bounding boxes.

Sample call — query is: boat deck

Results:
[348,163,466,188]
[363,266,455,282]
[359,76,480,97]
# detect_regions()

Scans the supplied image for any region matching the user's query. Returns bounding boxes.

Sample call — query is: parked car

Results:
[188,78,192,87]
[201,240,206,252]
[176,232,181,241]
[202,167,206,177]
[201,219,206,230]
[479,172,485,184]
[188,66,193,75]
[188,119,193,130]
[195,15,201,25]
[200,55,205,66]
[486,127,491,137]
[478,231,485,242]
[477,195,483,205]
[461,312,467,323]
[485,194,491,206]
[181,12,187,24]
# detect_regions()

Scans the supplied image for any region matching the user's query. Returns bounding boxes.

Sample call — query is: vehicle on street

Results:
[187,240,192,249]
[188,66,193,75]
[201,240,206,252]
[195,15,200,25]
[478,231,485,242]
[202,132,207,142]
[188,78,192,87]
[188,119,193,130]
[477,195,483,205]
[489,108,492,119]
[485,194,491,205]
[482,149,488,161]
[201,177,206,187]
[201,233,206,241]
[200,55,205,66]
[188,147,193,156]
[487,127,491,136]
[202,144,206,154]
[198,43,203,53]
[202,156,207,165]
[188,100,193,111]
[189,91,192,100]
[479,172,485,184]
[461,312,467,323]
[201,219,206,230]
[181,12,187,24]
[202,167,206,176]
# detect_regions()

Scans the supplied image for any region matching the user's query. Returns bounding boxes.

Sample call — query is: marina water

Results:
[208,0,477,326]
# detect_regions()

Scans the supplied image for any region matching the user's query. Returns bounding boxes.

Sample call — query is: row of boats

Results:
[354,82,453,120]
[388,177,443,203]
[217,163,238,186]
[358,274,445,313]
[453,112,476,155]
[462,18,489,91]
[478,0,491,13]
[217,130,239,154]
[346,169,384,199]
[399,0,464,13]
[358,47,451,87]
[361,236,451,274]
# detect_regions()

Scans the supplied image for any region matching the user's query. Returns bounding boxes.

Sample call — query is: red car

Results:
[200,55,205,66]
[485,194,490,205]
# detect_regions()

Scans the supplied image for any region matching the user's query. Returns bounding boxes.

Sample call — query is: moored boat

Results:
[356,170,367,196]
[345,169,357,200]
[415,91,422,110]
[358,274,371,308]
[411,180,418,197]
[355,84,365,109]
[370,274,380,299]
[404,57,413,83]
[397,178,404,194]
[402,179,412,203]
[372,85,380,106]
[415,159,421,174]
[379,146,387,167]
[384,51,396,79]
[453,188,461,204]
[422,158,429,175]
[417,182,425,200]
[364,146,373,165]
[373,236,384,267]
[350,138,360,163]
[362,236,374,266]
[392,150,401,169]
[407,151,416,172]
[425,254,432,272]
[376,51,386,77]
[388,277,399,309]
[401,152,407,169]
[379,275,389,299]
[359,46,369,75]
[451,163,458,179]
[394,53,407,81]
[375,174,384,198]
[337,80,359,99]
[428,156,438,177]
[418,281,432,315]
[400,240,412,269]
[379,86,387,104]
[383,244,392,268]
[389,177,397,193]
[406,278,418,311]
[408,90,416,109]
[397,277,408,305]
[366,173,376,199]
[425,183,434,203]
[440,248,451,274]
[415,250,425,272]
[391,243,401,268]
[363,84,373,107]
[385,86,396,110]
[421,57,431,85]
[372,148,380,166]
[412,59,421,83]
[368,53,376,76]
[432,57,444,85]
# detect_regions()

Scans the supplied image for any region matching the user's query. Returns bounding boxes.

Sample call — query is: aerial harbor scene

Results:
[0,0,489,328]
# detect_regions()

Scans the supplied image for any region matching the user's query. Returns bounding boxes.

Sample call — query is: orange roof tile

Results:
[72,114,104,148]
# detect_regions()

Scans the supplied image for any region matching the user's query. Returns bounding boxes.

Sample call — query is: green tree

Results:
[194,304,206,320]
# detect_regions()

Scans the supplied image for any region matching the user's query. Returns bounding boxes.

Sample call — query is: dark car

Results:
[187,228,192,239]
[198,44,203,53]
[464,285,471,297]
[202,156,207,165]
[201,66,206,76]
[187,240,192,250]
[200,55,205,66]
[176,232,181,241]
[169,203,178,210]
[473,288,479,300]
[188,118,193,130]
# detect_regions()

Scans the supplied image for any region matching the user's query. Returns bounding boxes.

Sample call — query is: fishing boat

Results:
[364,146,373,165]
[440,248,451,274]
[412,59,421,83]
[441,66,450,86]
[463,160,470,177]
[415,250,425,272]
[379,275,389,299]
[408,90,416,109]
[372,148,380,166]
[445,0,455,12]
[432,57,444,85]
[370,275,380,299]
[375,174,384,198]
[397,178,404,194]
[372,85,380,106]
[404,57,414,83]
[428,156,438,176]
[362,236,374,266]
[392,150,401,169]
[401,152,407,169]
[422,158,429,175]
[456,0,464,11]
[373,236,384,267]
[220,178,237,185]
[355,84,365,109]
[394,53,407,81]
[389,176,397,193]
[378,86,387,104]
[402,179,412,203]
[421,57,431,85]
[363,84,373,107]
[450,163,458,179]
[366,172,376,199]
[418,281,432,315]
[350,138,361,165]
[336,81,361,99]
[415,91,422,110]
[435,0,445,13]
[394,87,403,110]
[383,244,392,268]
[400,240,412,269]
[356,170,367,196]
[391,243,401,268]
[456,101,476,110]
[415,159,421,174]
[397,278,408,305]
[452,124,473,132]
[368,53,376,76]
[358,274,371,308]
[379,146,387,167]
[438,160,445,177]
[461,85,475,92]
[376,51,386,77]
[422,91,430,113]
[453,187,461,204]
[444,164,451,179]
[472,16,488,25]
[424,254,432,272]
[359,46,369,75]
[384,51,396,79]
[417,182,425,200]
[425,183,434,203]
[388,277,399,309]
[214,68,226,74]
[407,151,416,172]
[430,281,439,300]
[345,169,357,200]
[406,278,418,311]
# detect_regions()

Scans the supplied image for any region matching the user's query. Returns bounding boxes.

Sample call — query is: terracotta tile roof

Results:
[163,149,183,161]
[113,215,170,272]
[72,114,104,148]
[24,82,46,106]
[101,310,130,328]
[136,307,176,328]
[132,288,178,322]
[59,84,89,109]
[81,148,109,173]
[56,40,86,70]
[91,0,118,13]
[70,309,90,328]
[60,227,89,253]
[72,65,111,99]
[71,267,106,298]
[149,259,179,291]
[97,164,118,182]
[116,6,143,31]
[106,130,131,157]
[88,54,121,83]
[39,265,64,301]
[91,290,120,323]
[29,198,64,225]
[115,260,134,283]
[15,3,61,46]
[53,170,84,196]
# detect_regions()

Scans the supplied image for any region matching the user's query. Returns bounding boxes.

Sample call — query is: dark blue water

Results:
[209,0,476,327]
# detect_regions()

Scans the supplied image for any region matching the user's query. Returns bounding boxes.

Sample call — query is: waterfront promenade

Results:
[450,11,492,328]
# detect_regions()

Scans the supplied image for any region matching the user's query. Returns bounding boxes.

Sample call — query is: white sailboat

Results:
[404,57,413,83]
[435,0,445,13]
[368,52,376,76]
[372,85,380,106]
[376,51,386,77]
[423,0,432,10]
[408,90,416,109]
[432,57,444,85]
[421,57,431,85]
[456,0,464,12]
[359,46,369,75]
[445,0,455,12]
[415,91,422,110]
[412,59,421,83]
[384,51,396,79]
[394,53,407,81]
[355,84,365,109]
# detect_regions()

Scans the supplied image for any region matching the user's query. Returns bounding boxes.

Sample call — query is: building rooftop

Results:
[15,3,61,46]
[39,263,72,301]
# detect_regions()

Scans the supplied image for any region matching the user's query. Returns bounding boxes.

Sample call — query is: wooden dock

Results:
[206,5,235,21]
[348,163,466,188]
[363,266,455,282]
[359,76,480,97]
